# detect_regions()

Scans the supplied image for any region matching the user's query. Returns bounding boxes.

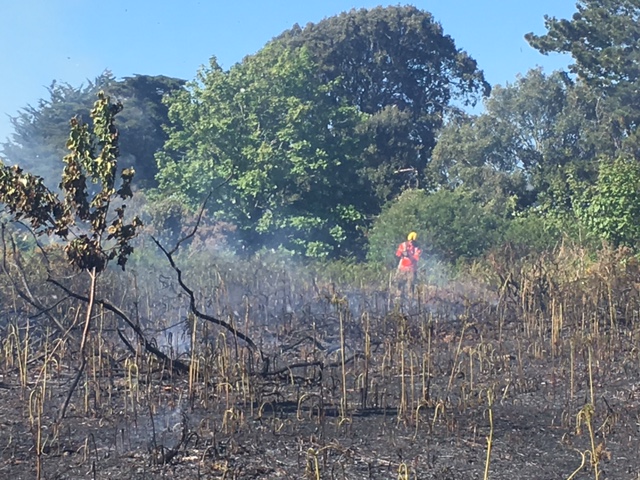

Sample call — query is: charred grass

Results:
[1,244,640,479]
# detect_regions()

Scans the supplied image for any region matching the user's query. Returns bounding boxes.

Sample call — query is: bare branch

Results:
[0,224,66,334]
[169,190,214,256]
[47,275,190,373]
[151,235,258,351]
[151,185,259,352]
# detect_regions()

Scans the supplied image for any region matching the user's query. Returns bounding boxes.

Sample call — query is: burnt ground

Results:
[1,285,640,479]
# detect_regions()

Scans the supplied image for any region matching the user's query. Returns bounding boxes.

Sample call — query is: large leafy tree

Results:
[272,5,490,202]
[431,69,603,215]
[158,6,490,257]
[157,45,368,257]
[1,71,185,188]
[526,0,640,157]
[102,74,185,186]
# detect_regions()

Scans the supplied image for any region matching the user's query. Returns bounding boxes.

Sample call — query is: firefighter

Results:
[395,231,422,296]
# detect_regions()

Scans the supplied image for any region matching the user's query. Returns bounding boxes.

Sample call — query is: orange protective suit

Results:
[396,240,421,272]
[395,239,421,296]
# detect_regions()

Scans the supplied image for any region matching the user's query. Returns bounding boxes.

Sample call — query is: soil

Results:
[1,283,640,479]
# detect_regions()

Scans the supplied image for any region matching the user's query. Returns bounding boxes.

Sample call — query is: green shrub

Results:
[572,156,640,248]
[502,213,563,252]
[366,189,505,266]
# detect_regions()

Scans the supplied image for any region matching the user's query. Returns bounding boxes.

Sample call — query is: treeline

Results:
[2,2,639,265]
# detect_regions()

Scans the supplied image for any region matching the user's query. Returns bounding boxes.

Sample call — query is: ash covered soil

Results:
[2,285,640,479]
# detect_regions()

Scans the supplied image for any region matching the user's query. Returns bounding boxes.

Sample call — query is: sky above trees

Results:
[0,0,577,143]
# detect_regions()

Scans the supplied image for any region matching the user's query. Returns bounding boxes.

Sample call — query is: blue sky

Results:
[1,0,577,144]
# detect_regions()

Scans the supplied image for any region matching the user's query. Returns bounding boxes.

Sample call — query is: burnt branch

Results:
[152,235,258,351]
[150,188,258,352]
[168,190,214,256]
[0,224,66,334]
[47,276,190,373]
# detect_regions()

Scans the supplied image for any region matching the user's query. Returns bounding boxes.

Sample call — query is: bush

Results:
[366,189,505,266]
[573,156,640,248]
[502,213,563,252]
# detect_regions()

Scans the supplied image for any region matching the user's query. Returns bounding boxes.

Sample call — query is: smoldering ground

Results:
[1,235,640,479]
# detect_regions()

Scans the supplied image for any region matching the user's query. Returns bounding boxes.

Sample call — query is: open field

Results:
[1,247,640,479]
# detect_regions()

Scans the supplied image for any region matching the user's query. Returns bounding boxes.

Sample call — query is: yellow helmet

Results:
[407,232,417,241]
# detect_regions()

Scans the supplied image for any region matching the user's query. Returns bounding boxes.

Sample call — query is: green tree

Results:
[366,189,504,265]
[1,76,108,187]
[431,69,602,215]
[158,7,490,258]
[526,0,640,157]
[157,45,368,257]
[272,5,490,202]
[1,71,185,188]
[102,74,186,186]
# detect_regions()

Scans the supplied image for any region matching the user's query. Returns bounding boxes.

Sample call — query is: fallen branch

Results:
[0,224,66,334]
[150,189,258,352]
[47,276,190,373]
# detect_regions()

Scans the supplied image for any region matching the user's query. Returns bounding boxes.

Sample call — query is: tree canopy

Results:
[6,3,640,263]
[430,69,602,215]
[1,71,185,189]
[156,6,490,257]
[273,5,491,201]
[157,45,368,257]
[526,0,640,157]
